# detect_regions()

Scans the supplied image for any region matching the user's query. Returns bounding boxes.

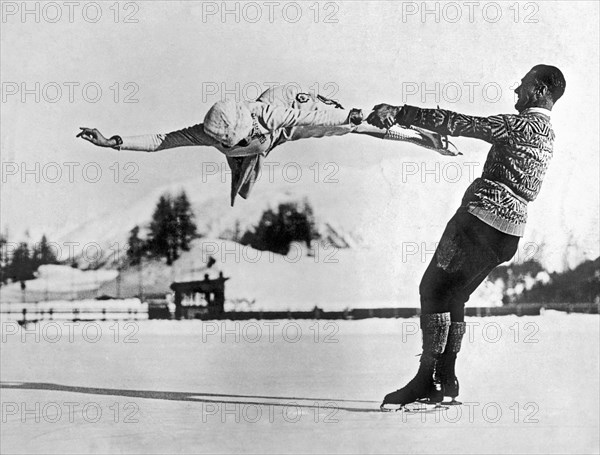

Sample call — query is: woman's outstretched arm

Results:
[77,124,218,152]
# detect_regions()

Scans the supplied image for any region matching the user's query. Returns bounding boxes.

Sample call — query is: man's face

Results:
[514,71,539,112]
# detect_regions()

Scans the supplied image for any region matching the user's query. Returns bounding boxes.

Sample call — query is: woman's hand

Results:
[76,127,117,148]
[348,108,364,126]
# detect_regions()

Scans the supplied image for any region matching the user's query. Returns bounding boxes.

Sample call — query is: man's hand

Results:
[76,127,117,148]
[366,104,401,129]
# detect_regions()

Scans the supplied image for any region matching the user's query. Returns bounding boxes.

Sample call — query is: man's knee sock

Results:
[445,322,466,358]
[420,312,451,366]
[440,321,467,397]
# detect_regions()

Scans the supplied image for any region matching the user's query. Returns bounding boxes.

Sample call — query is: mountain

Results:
[43,153,598,309]
[57,155,598,271]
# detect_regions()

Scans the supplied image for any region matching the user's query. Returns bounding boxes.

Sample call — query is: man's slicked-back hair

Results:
[531,64,566,102]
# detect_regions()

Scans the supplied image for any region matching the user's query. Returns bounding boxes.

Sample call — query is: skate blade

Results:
[442,399,462,406]
[416,398,462,406]
[380,403,403,412]
[404,402,449,413]
[380,402,449,413]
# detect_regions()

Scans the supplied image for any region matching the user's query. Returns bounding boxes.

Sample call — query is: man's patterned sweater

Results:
[397,105,555,236]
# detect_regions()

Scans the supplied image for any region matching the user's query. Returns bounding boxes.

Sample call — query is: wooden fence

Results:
[1,302,597,325]
[1,307,147,325]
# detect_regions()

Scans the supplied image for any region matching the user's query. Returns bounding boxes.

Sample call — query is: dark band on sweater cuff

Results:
[349,108,363,126]
[395,105,420,127]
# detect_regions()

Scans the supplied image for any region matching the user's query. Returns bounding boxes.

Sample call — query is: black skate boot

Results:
[431,321,466,405]
[381,312,450,411]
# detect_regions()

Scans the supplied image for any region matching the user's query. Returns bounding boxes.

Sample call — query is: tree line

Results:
[127,191,197,266]
[240,199,319,255]
[127,194,319,262]
[0,234,58,285]
[1,191,321,285]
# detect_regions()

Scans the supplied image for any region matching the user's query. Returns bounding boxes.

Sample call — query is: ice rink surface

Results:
[1,311,598,454]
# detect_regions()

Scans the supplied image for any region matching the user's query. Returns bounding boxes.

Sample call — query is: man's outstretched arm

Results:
[367,104,511,144]
[77,123,218,151]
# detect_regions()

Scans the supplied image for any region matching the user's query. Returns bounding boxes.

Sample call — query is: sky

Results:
[1,1,599,251]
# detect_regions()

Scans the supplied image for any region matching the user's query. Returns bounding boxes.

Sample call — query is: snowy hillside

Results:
[56,154,599,273]
[35,152,597,309]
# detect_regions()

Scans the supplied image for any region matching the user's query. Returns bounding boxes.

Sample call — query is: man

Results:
[367,65,565,410]
[78,86,456,206]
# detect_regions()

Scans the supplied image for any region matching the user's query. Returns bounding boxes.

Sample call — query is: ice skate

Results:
[380,312,450,412]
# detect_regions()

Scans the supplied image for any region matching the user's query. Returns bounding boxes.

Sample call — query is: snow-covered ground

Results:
[1,311,598,454]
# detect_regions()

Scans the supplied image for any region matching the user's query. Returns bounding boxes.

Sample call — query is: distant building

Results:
[170,272,229,319]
